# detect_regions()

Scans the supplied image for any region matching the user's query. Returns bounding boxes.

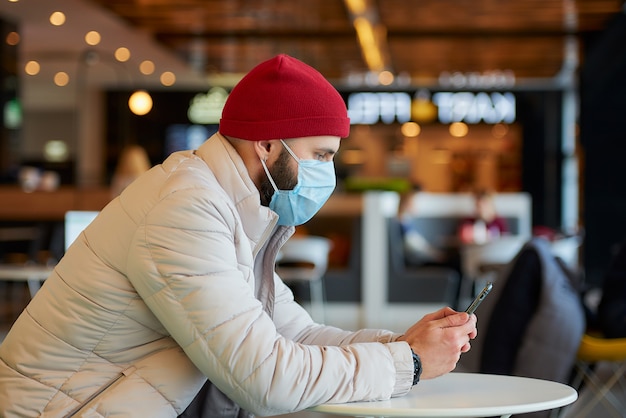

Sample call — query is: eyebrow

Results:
[319,147,338,156]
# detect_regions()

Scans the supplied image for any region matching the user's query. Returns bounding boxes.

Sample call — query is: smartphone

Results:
[464,282,493,314]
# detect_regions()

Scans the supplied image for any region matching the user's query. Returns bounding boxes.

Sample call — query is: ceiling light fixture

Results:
[128,90,153,116]
[343,0,393,76]
[352,17,383,72]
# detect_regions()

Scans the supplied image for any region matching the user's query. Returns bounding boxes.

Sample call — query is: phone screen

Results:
[465,282,493,314]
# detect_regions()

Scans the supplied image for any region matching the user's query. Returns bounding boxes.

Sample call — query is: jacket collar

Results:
[194,133,280,254]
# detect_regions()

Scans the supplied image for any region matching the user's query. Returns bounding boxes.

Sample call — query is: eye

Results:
[315,150,336,161]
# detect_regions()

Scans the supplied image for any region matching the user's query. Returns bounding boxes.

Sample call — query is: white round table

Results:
[310,372,577,418]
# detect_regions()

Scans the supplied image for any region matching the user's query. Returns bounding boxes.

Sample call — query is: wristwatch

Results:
[411,349,422,386]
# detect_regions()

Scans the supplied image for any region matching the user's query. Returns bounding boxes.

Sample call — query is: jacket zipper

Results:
[63,366,136,417]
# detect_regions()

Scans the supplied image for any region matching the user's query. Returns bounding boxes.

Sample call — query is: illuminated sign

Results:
[188,87,228,124]
[346,91,515,125]
[432,92,515,124]
[347,92,412,125]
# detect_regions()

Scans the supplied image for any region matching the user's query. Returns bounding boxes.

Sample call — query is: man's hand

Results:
[397,307,477,380]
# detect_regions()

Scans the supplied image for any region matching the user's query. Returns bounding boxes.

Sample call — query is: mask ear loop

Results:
[280,139,301,162]
[260,157,279,192]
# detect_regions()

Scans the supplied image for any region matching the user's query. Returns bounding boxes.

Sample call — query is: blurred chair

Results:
[562,334,626,417]
[0,211,99,302]
[457,238,585,410]
[0,222,55,306]
[461,236,526,280]
[386,217,460,307]
[276,236,331,323]
[0,224,40,263]
[550,235,583,271]
[459,235,526,303]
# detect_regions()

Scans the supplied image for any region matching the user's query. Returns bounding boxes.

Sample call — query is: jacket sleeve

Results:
[272,273,401,344]
[126,189,412,416]
[272,274,413,398]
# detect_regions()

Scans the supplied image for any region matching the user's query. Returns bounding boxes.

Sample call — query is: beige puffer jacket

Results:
[0,134,413,417]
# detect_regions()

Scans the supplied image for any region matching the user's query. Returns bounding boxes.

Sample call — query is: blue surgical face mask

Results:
[261,140,336,226]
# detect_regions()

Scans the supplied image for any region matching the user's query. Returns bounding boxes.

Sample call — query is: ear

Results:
[251,140,267,161]
[254,140,277,161]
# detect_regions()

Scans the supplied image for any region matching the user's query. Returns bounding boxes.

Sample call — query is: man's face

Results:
[259,145,297,207]
[258,135,341,207]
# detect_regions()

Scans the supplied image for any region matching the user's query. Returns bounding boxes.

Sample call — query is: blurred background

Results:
[0,0,625,309]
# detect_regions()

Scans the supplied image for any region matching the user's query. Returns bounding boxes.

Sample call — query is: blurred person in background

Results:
[110,144,152,197]
[458,189,509,244]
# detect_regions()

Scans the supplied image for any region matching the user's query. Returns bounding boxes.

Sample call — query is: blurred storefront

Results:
[4,10,626,290]
[99,85,566,231]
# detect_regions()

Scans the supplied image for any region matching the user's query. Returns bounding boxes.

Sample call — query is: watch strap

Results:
[411,349,422,385]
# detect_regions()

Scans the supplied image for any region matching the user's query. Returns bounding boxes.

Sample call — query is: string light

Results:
[139,60,155,75]
[54,72,70,87]
[6,31,20,46]
[25,61,40,76]
[114,47,131,62]
[16,10,182,120]
[85,31,101,46]
[49,11,66,26]
[160,71,176,87]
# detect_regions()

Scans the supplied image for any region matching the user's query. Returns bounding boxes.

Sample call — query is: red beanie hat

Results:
[219,54,350,140]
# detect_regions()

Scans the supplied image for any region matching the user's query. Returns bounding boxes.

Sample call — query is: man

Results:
[0,54,477,417]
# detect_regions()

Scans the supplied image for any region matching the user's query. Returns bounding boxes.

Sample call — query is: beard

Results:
[259,146,298,207]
